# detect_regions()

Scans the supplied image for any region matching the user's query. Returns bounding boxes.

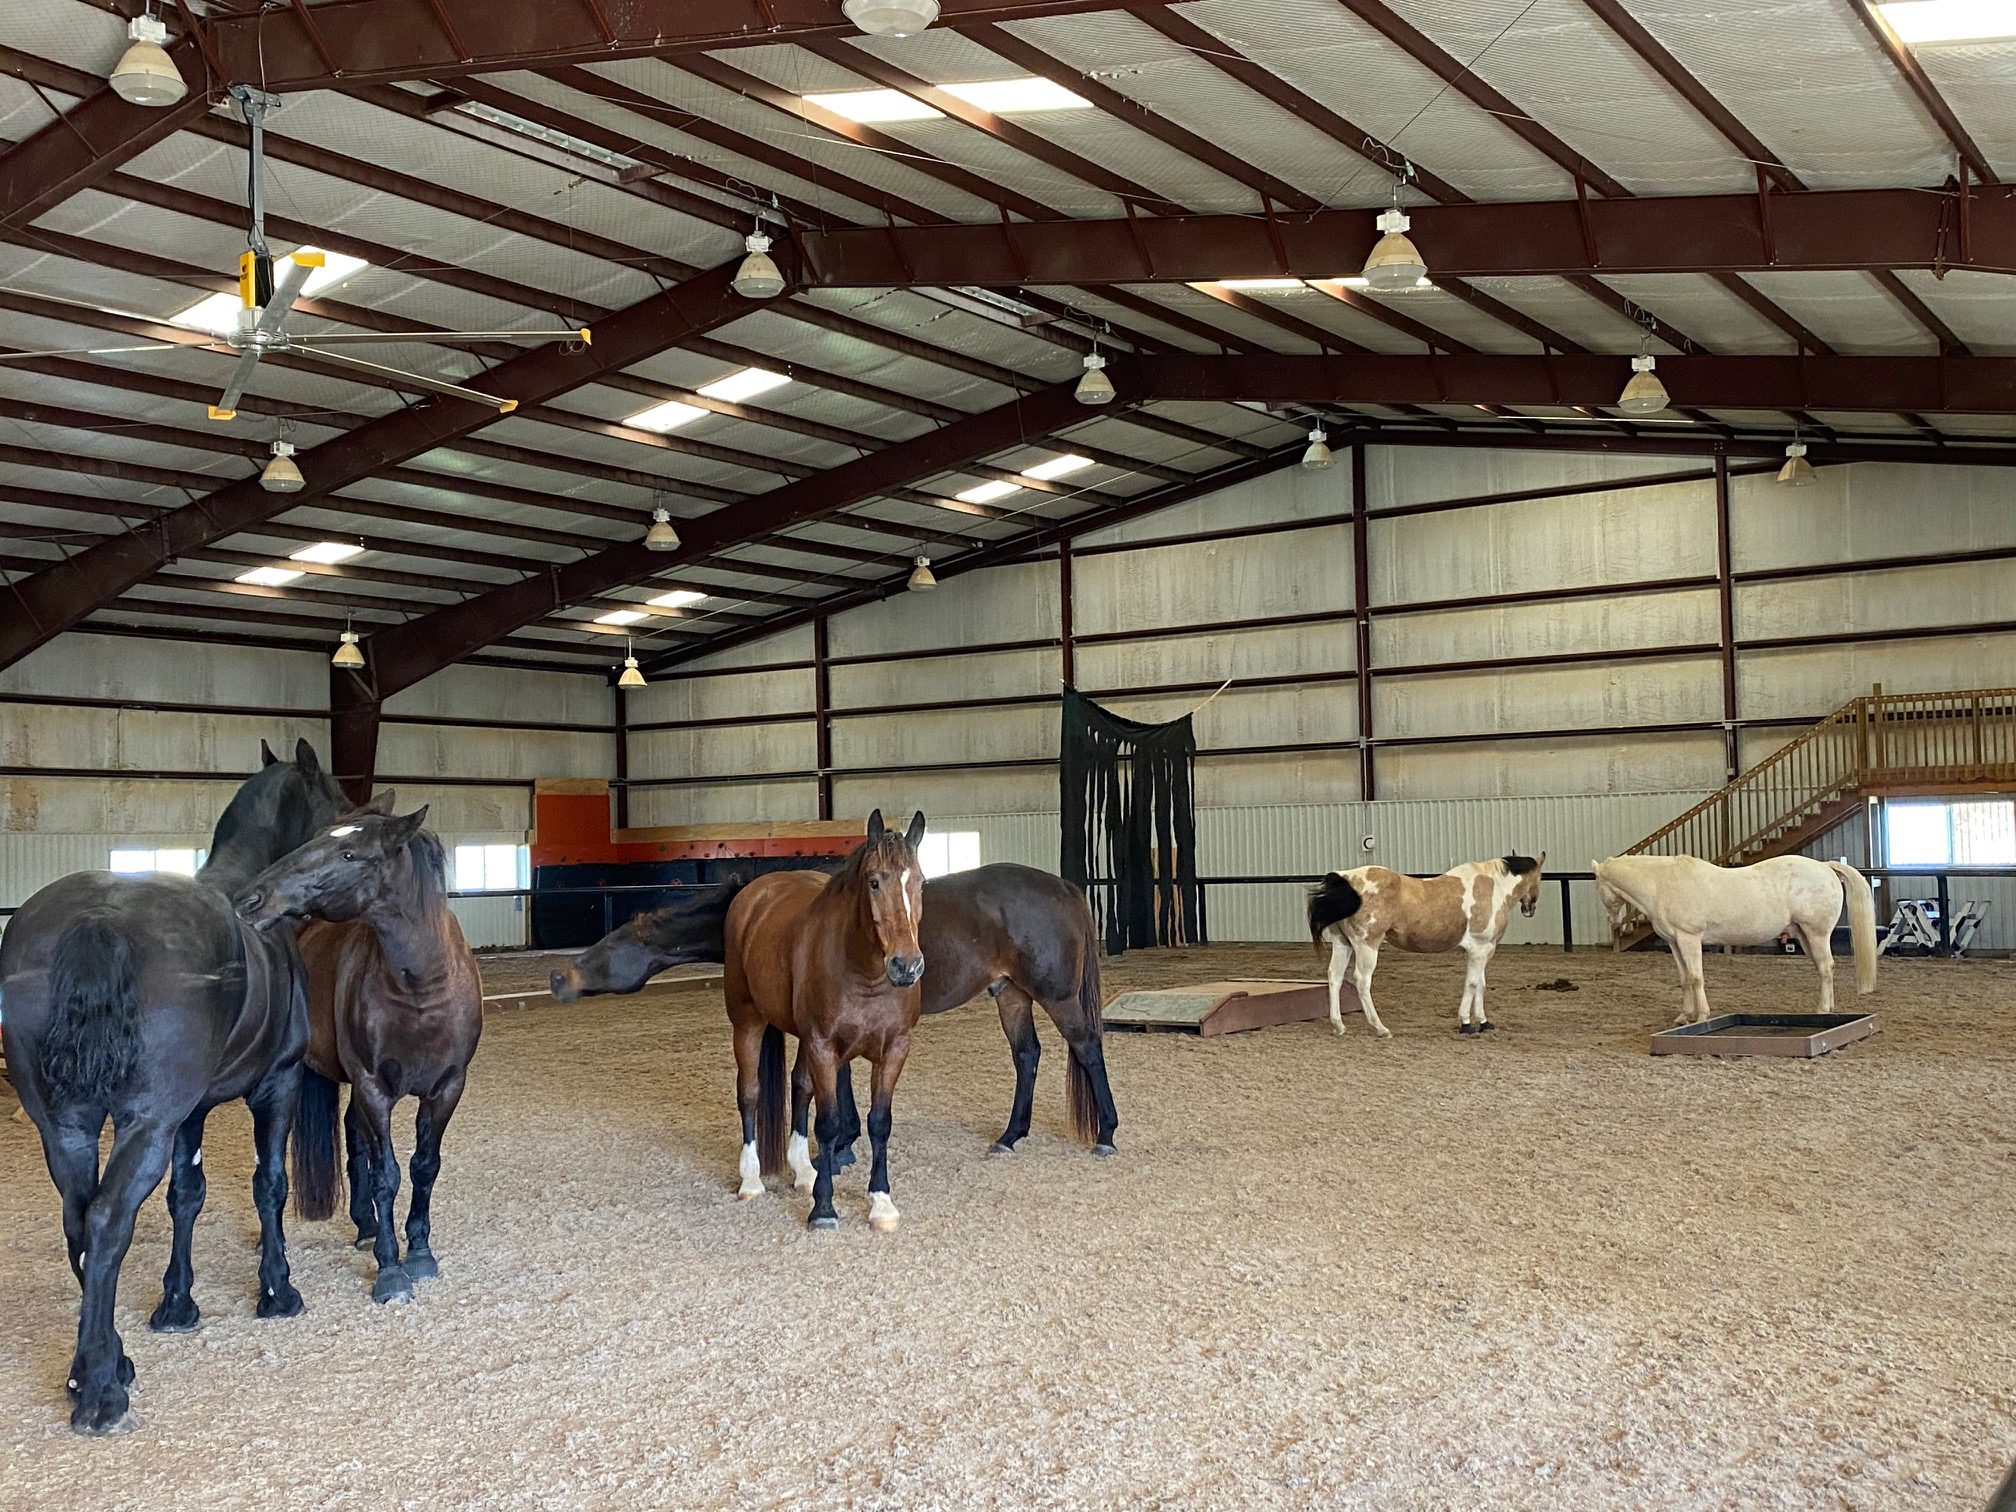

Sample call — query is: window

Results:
[453,844,526,893]
[109,848,201,876]
[915,830,981,880]
[1884,799,2016,867]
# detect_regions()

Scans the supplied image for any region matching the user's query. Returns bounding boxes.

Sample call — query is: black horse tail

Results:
[1067,944,1106,1146]
[1307,872,1363,955]
[292,1068,343,1221]
[42,916,142,1106]
[756,1025,788,1177]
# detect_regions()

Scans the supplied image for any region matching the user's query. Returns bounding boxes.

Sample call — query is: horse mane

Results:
[1502,854,1540,876]
[406,828,450,904]
[830,831,911,893]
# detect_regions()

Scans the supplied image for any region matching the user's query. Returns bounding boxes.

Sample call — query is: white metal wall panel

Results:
[1364,445,1697,511]
[831,703,1054,770]
[1731,464,2016,573]
[1076,463,1349,548]
[377,725,611,783]
[1194,751,1360,809]
[2,633,327,708]
[1737,561,2016,644]
[629,779,823,828]
[1074,530,1350,636]
[1378,731,1728,801]
[828,561,1058,659]
[1076,621,1354,691]
[1375,589,1720,667]
[385,663,612,727]
[1739,636,2016,723]
[630,722,817,781]
[833,768,1057,820]
[832,646,1059,710]
[1375,656,1724,739]
[628,667,815,724]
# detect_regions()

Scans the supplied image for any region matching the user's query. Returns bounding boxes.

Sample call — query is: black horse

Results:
[551,863,1118,1156]
[0,738,347,1434]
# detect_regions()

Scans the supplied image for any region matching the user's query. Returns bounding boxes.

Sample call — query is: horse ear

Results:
[866,809,885,842]
[905,810,927,848]
[385,806,429,851]
[1536,851,1547,870]
[294,737,320,775]
[261,739,279,767]
[358,789,396,817]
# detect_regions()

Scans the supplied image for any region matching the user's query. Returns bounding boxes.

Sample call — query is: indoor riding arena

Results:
[3,2,2015,1508]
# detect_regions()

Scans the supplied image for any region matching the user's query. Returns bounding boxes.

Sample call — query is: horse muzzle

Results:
[549,967,582,1003]
[885,954,925,989]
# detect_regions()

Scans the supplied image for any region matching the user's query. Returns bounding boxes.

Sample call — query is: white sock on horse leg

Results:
[737,1140,762,1199]
[787,1132,814,1192]
[868,1190,899,1230]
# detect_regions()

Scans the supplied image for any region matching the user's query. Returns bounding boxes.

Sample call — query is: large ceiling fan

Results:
[0,85,590,419]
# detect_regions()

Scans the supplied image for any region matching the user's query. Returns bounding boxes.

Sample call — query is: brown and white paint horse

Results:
[1308,854,1546,1037]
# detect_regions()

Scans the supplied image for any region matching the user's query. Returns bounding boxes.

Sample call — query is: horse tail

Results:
[1307,872,1362,956]
[1067,944,1106,1146]
[291,1068,343,1221]
[1828,861,1879,995]
[41,915,142,1106]
[756,1025,788,1177]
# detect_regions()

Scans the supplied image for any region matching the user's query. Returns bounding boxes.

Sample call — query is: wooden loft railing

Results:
[1610,685,2016,944]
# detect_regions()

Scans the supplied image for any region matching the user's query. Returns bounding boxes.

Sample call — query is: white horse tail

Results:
[1827,861,1878,995]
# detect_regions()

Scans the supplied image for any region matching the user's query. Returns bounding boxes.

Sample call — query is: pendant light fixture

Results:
[843,0,940,36]
[908,555,938,592]
[1075,350,1114,406]
[1617,354,1670,416]
[260,434,304,493]
[617,638,647,689]
[1361,162,1427,293]
[331,619,365,670]
[1302,425,1334,470]
[1778,436,1817,486]
[110,7,187,107]
[732,230,785,299]
[643,505,680,552]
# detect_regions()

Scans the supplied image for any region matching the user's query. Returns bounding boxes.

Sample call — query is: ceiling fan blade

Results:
[0,342,185,362]
[209,346,266,421]
[300,345,519,413]
[290,327,593,347]
[253,255,317,339]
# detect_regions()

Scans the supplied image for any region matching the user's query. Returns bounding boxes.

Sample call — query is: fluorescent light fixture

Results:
[594,608,648,626]
[956,480,1022,504]
[1211,278,1304,291]
[697,367,791,403]
[803,89,942,123]
[625,398,707,432]
[1020,453,1093,481]
[457,100,644,171]
[942,77,1093,113]
[1322,275,1435,291]
[646,589,707,610]
[235,566,303,587]
[170,292,241,333]
[288,541,363,565]
[1876,1,2016,43]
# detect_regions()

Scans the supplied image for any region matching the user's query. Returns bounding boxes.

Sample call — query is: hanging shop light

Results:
[1617,354,1670,416]
[731,231,785,299]
[618,638,647,689]
[331,623,365,670]
[907,555,939,592]
[110,9,187,108]
[1302,426,1334,470]
[1362,162,1427,293]
[1778,438,1817,486]
[843,0,940,36]
[1075,351,1114,406]
[643,506,681,552]
[259,438,304,493]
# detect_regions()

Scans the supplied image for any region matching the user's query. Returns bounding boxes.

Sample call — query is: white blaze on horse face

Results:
[899,869,913,923]
[328,825,360,838]
[737,1141,762,1199]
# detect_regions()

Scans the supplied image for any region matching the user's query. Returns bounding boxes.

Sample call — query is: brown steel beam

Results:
[0,55,208,226]
[1713,455,1738,778]
[1350,442,1375,798]
[0,257,768,672]
[1845,0,1998,187]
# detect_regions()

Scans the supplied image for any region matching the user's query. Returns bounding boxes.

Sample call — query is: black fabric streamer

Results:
[1059,686,1203,954]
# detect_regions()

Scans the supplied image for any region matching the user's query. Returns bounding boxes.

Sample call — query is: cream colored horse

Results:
[1592,853,1877,1024]
[1307,854,1546,1037]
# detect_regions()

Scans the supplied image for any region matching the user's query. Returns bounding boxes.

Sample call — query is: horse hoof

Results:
[807,1214,840,1232]
[1478,1020,1496,1033]
[257,1283,305,1319]
[1092,1142,1118,1159]
[988,1140,1017,1155]
[1459,1022,1478,1036]
[794,1178,815,1195]
[1374,1028,1393,1040]
[70,1402,138,1437]
[370,1267,413,1304]
[148,1298,200,1334]
[403,1251,439,1282]
[833,1147,857,1170]
[868,1213,900,1233]
[353,1233,377,1251]
[736,1182,763,1201]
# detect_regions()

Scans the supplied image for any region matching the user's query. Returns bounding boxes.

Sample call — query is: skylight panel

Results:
[625,398,707,432]
[1877,1,2016,42]
[288,541,363,564]
[955,480,1022,504]
[646,589,707,610]
[235,566,303,587]
[803,89,942,123]
[697,367,792,403]
[593,608,648,626]
[942,78,1093,113]
[1021,454,1094,481]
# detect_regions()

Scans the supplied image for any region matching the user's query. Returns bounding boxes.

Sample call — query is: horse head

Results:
[1509,850,1547,917]
[551,879,743,1003]
[235,802,431,931]
[854,808,927,989]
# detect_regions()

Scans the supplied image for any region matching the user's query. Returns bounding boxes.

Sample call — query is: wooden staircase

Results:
[1607,685,2016,947]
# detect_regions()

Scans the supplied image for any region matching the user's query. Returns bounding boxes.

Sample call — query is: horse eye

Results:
[869,877,880,889]
[341,851,355,862]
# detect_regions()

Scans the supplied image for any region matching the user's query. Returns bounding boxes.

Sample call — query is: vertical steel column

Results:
[1351,443,1376,800]
[613,683,630,830]
[813,616,834,821]
[1058,538,1077,688]
[1714,455,1739,779]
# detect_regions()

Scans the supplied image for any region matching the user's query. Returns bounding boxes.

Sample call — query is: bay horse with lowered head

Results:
[1308,854,1546,1037]
[1592,852,1876,1024]
[0,738,345,1434]
[550,861,1118,1159]
[725,809,926,1231]
[235,801,482,1303]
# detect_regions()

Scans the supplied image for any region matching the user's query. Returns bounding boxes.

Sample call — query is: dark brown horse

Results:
[0,739,345,1433]
[552,862,1118,1157]
[236,803,482,1302]
[725,810,925,1231]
